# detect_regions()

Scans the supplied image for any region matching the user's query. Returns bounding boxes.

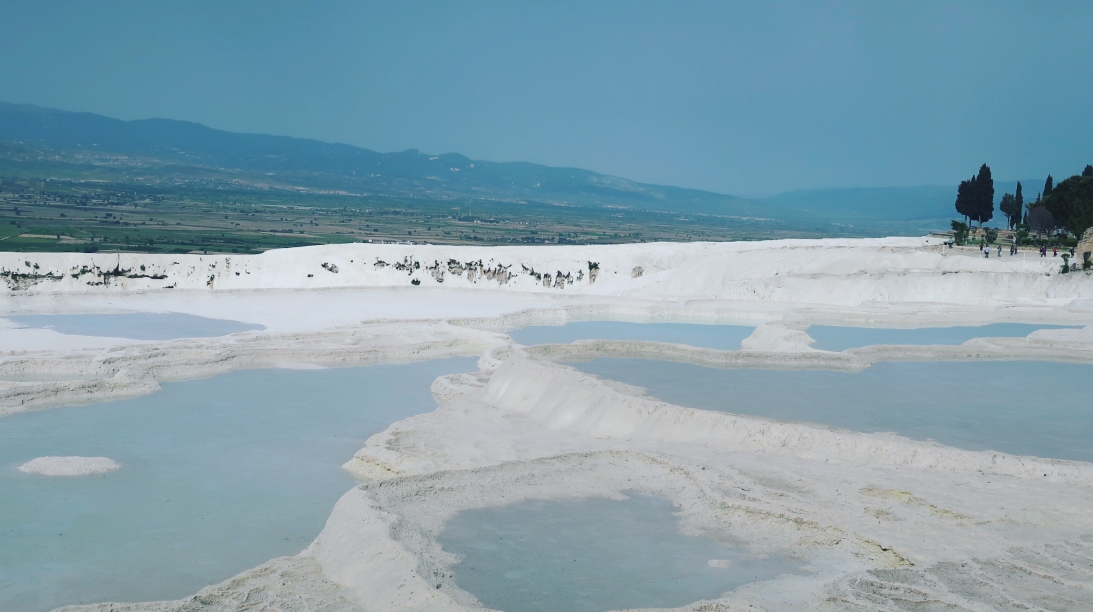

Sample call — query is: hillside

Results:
[0,101,1024,253]
[0,101,765,218]
[760,180,1032,225]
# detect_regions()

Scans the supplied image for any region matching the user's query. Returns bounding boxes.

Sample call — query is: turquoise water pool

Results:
[508,321,754,350]
[807,323,1080,352]
[506,321,1081,353]
[5,313,264,340]
[439,492,797,612]
[571,359,1093,463]
[0,358,476,611]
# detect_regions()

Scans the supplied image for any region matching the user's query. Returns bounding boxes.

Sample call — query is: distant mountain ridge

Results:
[760,180,1035,225]
[0,101,765,217]
[0,101,1025,229]
[760,186,955,221]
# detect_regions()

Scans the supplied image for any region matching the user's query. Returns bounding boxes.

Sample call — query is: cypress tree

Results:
[973,164,994,227]
[1083,165,1092,178]
[1044,175,1054,198]
[955,176,975,224]
[1006,181,1024,229]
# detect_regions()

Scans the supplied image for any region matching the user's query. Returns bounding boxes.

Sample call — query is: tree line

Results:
[954,163,1093,239]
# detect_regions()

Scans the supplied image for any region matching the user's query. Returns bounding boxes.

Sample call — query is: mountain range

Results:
[0,101,1023,228]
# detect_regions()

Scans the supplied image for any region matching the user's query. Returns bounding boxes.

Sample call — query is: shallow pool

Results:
[5,313,264,340]
[0,358,477,612]
[508,321,754,351]
[807,323,1080,352]
[439,492,797,612]
[571,359,1093,463]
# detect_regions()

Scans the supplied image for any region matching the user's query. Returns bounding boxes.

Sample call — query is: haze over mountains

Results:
[0,101,1017,230]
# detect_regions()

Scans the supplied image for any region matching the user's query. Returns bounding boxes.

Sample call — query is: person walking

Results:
[997,245,1002,257]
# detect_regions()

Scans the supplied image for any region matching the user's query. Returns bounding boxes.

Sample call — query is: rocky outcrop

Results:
[1079,227,1093,267]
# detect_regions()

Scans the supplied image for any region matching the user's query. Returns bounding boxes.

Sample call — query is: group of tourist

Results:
[979,243,1075,258]
[947,237,1077,259]
[1036,245,1076,258]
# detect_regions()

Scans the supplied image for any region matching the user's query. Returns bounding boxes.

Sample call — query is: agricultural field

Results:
[0,178,828,254]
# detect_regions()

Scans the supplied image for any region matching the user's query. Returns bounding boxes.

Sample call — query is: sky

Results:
[1,1,1091,196]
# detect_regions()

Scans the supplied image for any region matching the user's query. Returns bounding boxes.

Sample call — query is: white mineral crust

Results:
[18,456,120,476]
[7,238,1093,611]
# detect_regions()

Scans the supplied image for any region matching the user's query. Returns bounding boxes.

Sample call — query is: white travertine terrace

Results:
[7,237,1092,611]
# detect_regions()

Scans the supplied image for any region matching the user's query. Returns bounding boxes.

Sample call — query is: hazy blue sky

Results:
[2,1,1090,195]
